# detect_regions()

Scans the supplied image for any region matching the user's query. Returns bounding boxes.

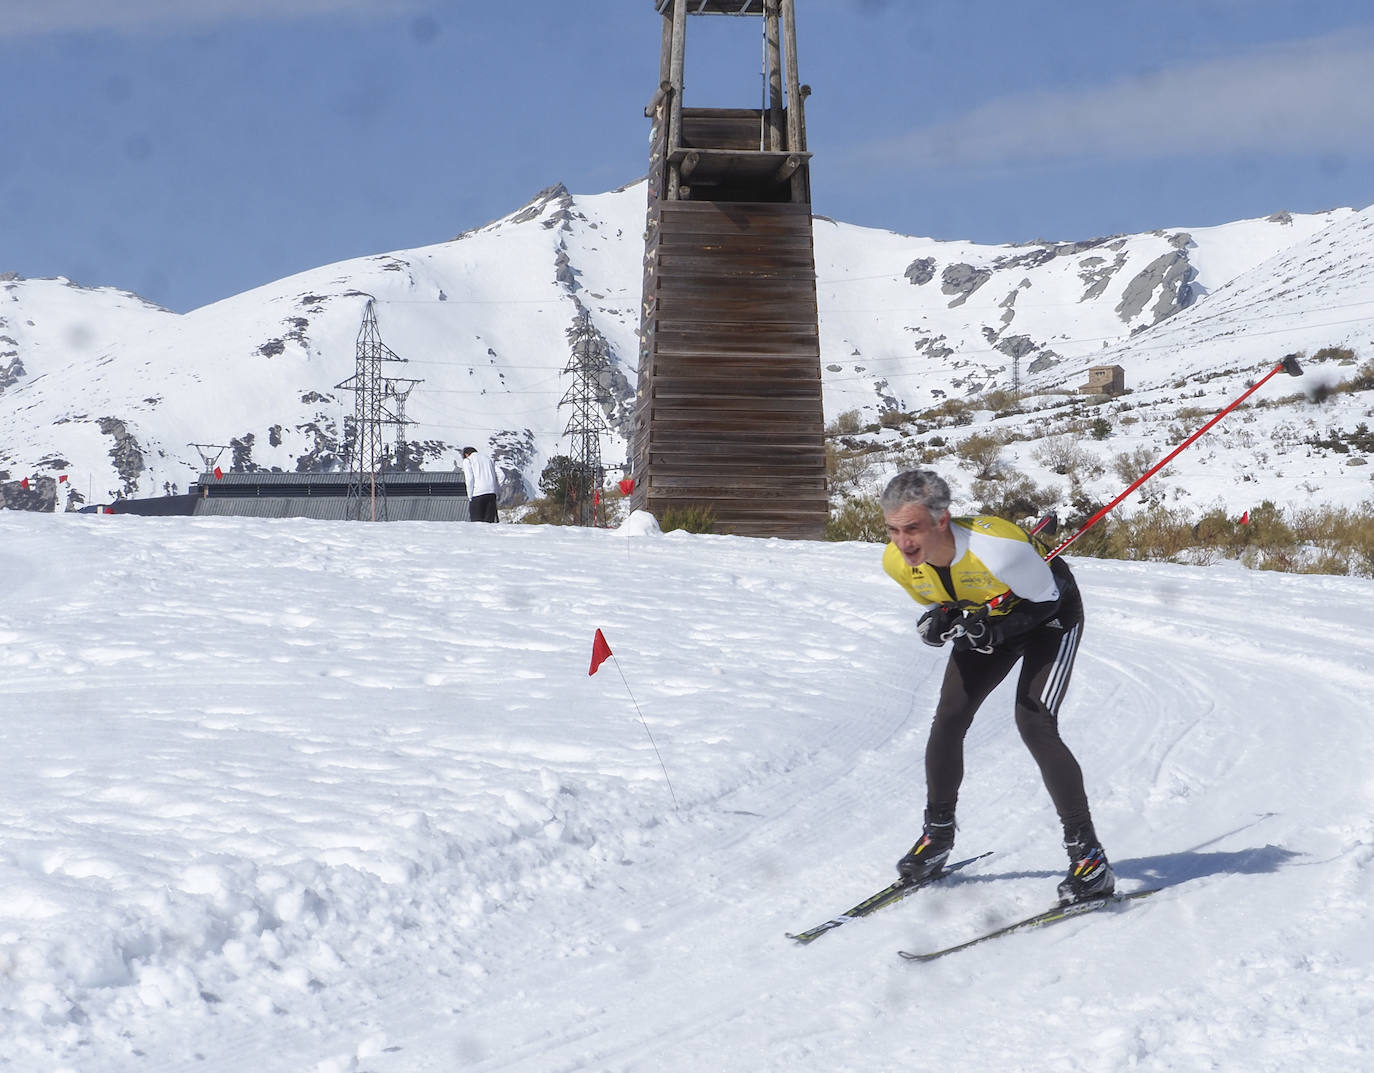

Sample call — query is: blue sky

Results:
[4,0,1373,313]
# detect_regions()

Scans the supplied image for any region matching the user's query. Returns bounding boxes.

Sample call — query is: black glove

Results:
[917,604,960,647]
[952,606,999,654]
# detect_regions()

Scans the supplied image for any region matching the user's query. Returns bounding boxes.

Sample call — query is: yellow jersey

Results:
[882,515,1060,613]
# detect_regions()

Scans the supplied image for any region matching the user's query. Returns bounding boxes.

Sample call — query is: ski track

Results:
[2,519,1373,1071]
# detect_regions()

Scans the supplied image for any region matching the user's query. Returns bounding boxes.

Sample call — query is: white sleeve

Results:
[971,530,1060,603]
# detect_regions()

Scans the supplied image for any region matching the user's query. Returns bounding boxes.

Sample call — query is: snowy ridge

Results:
[1,513,1371,1070]
[2,186,1371,514]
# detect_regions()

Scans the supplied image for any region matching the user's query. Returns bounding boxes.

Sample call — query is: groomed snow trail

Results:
[1,515,1371,1072]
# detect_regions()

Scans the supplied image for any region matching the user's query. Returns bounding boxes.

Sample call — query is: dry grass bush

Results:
[981,388,1022,413]
[1064,500,1374,577]
[826,443,880,492]
[518,487,630,527]
[972,473,1062,524]
[659,504,717,534]
[1034,436,1104,478]
[917,398,977,426]
[826,494,887,543]
[827,409,864,437]
[953,432,1007,479]
[824,482,1374,576]
[1112,448,1157,484]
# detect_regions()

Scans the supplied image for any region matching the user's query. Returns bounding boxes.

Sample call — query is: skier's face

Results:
[885,502,954,568]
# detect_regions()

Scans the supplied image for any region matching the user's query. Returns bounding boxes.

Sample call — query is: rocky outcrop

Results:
[503,184,574,230]
[1115,249,1197,325]
[97,417,145,495]
[995,334,1040,360]
[293,419,345,473]
[229,434,258,472]
[487,428,536,504]
[992,236,1117,273]
[0,355,23,392]
[554,241,582,291]
[904,257,936,286]
[563,305,635,437]
[0,476,57,512]
[941,263,991,307]
[1077,251,1129,303]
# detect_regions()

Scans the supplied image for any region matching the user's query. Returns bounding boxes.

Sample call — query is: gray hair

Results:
[880,470,951,514]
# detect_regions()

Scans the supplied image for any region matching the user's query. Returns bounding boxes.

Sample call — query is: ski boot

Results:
[1057,828,1115,905]
[896,808,956,883]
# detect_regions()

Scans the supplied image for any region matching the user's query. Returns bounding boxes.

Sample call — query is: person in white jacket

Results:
[461,447,500,523]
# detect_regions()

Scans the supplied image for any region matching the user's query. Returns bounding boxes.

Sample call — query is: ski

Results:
[897,886,1161,962]
[787,851,992,945]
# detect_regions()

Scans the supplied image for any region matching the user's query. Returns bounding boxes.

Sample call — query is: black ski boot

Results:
[897,808,956,882]
[1057,828,1115,905]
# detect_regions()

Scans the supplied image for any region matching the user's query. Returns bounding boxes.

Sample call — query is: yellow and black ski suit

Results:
[883,516,1094,836]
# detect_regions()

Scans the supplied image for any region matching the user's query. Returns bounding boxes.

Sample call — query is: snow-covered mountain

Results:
[2,183,1372,516]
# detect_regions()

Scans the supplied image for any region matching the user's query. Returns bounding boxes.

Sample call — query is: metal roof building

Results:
[107,472,471,522]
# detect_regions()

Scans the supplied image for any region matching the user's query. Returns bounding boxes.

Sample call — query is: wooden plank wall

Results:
[681,109,766,151]
[634,199,827,539]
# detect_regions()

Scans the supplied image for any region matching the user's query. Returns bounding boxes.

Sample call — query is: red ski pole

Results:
[1042,353,1303,561]
[980,354,1304,612]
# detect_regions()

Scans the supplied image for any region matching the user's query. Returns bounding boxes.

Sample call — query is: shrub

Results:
[826,494,887,543]
[659,504,717,534]
[982,388,1022,413]
[826,443,879,491]
[1343,360,1374,392]
[1034,436,1103,478]
[972,473,1062,523]
[954,432,1006,479]
[1112,448,1156,484]
[538,454,580,501]
[1057,499,1374,577]
[827,409,863,436]
[1313,345,1356,364]
[917,398,977,426]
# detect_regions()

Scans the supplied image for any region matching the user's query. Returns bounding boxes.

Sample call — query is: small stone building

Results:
[1079,365,1126,396]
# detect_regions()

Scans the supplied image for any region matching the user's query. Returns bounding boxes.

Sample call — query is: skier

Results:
[880,469,1114,904]
[461,447,501,523]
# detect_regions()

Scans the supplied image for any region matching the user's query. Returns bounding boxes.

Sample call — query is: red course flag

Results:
[589,629,613,676]
[58,474,68,483]
[1240,510,1250,525]
[213,466,224,480]
[19,477,28,489]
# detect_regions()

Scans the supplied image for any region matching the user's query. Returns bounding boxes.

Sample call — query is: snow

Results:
[3,510,1372,1071]
[4,185,1371,519]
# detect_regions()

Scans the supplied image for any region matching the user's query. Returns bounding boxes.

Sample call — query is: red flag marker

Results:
[213,466,224,480]
[586,628,678,809]
[589,629,613,676]
[1240,510,1250,525]
[58,474,68,483]
[618,478,635,496]
[20,477,29,489]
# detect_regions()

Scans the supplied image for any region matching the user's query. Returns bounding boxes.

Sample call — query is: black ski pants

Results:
[924,600,1092,836]
[468,493,499,523]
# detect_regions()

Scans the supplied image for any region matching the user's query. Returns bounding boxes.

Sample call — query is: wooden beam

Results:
[645,80,674,118]
[667,0,687,200]
[774,153,802,182]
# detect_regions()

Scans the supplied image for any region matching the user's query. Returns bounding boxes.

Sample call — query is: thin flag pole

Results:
[611,655,679,811]
[590,629,679,810]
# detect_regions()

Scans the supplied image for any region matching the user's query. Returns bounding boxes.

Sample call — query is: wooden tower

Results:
[633,0,826,539]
